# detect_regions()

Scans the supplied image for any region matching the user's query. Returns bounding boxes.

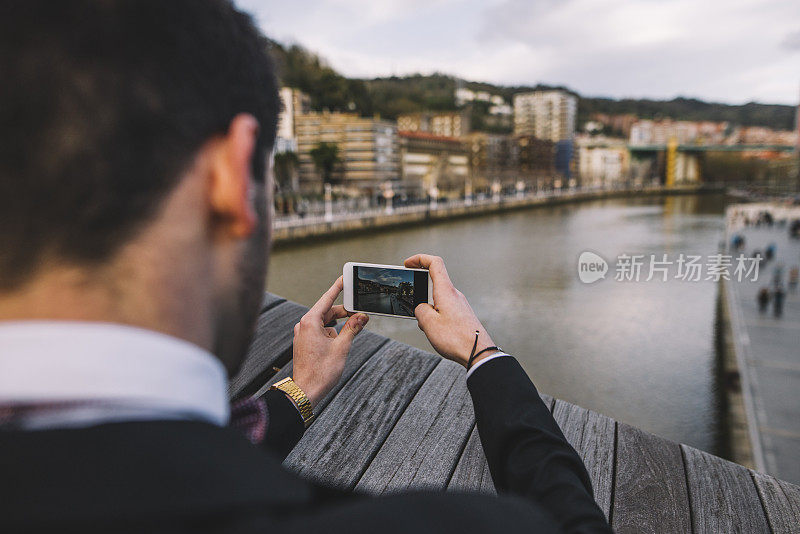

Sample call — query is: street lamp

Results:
[382,181,395,215]
[324,183,333,222]
[491,180,501,203]
[429,186,439,210]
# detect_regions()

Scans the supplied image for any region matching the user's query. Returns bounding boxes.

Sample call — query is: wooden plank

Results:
[612,423,691,533]
[253,330,388,414]
[552,400,615,519]
[260,292,285,312]
[778,479,800,530]
[447,425,496,495]
[682,444,770,533]
[355,360,474,494]
[228,300,308,399]
[539,392,555,411]
[752,470,800,533]
[284,341,439,490]
[446,390,553,494]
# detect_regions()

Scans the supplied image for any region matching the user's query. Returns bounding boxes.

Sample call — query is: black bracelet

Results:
[466,330,501,370]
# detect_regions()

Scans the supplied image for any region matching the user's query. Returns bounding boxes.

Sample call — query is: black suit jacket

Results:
[0,357,611,533]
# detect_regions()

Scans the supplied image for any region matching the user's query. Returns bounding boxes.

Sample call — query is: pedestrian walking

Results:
[758,287,770,314]
[773,286,786,318]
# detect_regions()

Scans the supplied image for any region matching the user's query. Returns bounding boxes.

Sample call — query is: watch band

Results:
[270,377,315,428]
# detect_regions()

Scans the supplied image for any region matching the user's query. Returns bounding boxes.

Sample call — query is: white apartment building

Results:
[276,87,310,153]
[575,135,630,189]
[455,88,510,114]
[513,90,577,142]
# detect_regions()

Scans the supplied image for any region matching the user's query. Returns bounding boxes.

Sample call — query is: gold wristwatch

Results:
[270,377,315,428]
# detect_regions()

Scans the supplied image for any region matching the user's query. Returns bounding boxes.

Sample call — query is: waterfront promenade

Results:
[232,292,800,533]
[272,185,720,244]
[725,208,800,485]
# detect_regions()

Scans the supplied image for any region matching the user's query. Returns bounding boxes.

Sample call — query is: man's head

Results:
[0,0,280,373]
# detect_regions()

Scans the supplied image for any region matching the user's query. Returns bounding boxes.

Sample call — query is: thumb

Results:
[414,303,438,328]
[334,313,368,350]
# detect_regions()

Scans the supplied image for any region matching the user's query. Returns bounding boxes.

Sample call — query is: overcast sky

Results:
[237,0,800,105]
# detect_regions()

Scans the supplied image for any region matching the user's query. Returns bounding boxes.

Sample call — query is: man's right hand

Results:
[404,254,497,369]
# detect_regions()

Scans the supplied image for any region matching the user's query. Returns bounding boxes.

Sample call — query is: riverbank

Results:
[272,184,724,247]
[716,279,755,468]
[721,204,800,484]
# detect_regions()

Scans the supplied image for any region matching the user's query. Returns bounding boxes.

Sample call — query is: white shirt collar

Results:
[0,322,229,427]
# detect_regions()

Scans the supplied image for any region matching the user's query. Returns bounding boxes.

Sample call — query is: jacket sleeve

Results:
[467,356,612,534]
[261,389,305,460]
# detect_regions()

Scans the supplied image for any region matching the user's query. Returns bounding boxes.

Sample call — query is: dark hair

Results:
[0,0,280,289]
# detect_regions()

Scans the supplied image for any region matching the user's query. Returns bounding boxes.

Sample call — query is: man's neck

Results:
[0,263,214,353]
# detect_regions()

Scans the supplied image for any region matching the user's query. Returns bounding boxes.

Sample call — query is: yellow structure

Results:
[665,137,677,187]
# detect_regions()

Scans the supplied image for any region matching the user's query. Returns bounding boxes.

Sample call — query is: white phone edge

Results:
[342,261,434,319]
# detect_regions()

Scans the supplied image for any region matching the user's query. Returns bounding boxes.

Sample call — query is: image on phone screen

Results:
[353,266,428,317]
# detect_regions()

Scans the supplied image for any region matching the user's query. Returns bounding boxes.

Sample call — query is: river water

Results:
[268,194,728,453]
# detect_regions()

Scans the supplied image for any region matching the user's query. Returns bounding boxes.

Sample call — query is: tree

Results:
[273,151,298,193]
[309,142,341,193]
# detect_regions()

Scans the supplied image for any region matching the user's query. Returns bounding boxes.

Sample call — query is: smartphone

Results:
[343,262,434,319]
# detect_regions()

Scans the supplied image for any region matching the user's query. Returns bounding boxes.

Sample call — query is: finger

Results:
[325,327,338,338]
[333,313,368,351]
[403,254,452,285]
[309,276,344,318]
[323,304,352,325]
[414,303,439,328]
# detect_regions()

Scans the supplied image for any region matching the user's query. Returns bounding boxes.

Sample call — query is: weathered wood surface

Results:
[447,425,496,494]
[753,470,800,533]
[552,400,615,519]
[229,298,306,398]
[356,359,474,494]
[682,444,770,533]
[285,341,439,489]
[240,293,800,532]
[612,423,691,533]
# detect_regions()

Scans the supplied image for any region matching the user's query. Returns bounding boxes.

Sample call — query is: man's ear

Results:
[208,113,260,239]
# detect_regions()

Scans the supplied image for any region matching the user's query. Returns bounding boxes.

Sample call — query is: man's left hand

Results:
[291,276,368,408]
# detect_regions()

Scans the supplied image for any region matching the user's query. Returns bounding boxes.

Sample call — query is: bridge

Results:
[628,142,797,186]
[629,144,797,153]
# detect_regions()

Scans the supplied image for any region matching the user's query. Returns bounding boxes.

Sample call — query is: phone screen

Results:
[353,266,429,317]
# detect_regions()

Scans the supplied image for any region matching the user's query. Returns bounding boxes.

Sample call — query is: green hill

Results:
[269,40,797,133]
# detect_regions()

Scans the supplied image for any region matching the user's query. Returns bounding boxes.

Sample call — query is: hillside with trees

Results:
[269,40,797,133]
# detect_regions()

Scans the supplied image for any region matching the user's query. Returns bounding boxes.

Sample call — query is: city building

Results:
[575,135,631,189]
[397,111,471,139]
[276,87,310,153]
[295,112,399,196]
[398,131,469,199]
[466,133,519,193]
[455,87,509,107]
[455,88,512,116]
[515,135,557,188]
[513,90,578,142]
[589,113,638,138]
[733,126,797,146]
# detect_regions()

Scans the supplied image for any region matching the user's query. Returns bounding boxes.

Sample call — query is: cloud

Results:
[237,0,800,105]
[358,268,413,286]
[783,30,800,51]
